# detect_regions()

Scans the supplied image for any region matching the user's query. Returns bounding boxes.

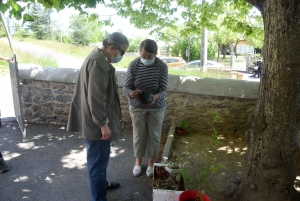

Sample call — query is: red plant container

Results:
[179,190,211,201]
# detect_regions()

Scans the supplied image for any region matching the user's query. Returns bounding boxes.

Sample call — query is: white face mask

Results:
[111,52,123,63]
[141,58,155,66]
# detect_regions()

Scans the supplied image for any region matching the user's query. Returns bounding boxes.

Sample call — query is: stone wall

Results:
[18,66,259,135]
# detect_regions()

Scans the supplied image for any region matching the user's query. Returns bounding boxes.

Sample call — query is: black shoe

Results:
[106,182,120,189]
[0,157,9,173]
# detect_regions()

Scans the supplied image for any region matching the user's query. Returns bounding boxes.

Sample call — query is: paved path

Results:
[0,74,153,200]
[0,38,84,68]
[0,120,153,201]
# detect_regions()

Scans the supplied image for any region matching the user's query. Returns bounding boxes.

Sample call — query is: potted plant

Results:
[152,162,186,200]
[177,120,190,136]
[166,151,188,174]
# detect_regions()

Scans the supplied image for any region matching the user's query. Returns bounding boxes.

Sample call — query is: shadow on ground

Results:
[0,118,153,201]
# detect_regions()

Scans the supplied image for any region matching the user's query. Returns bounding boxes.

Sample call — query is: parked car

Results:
[159,57,186,67]
[176,60,224,70]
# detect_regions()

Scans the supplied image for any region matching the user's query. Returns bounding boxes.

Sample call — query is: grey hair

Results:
[102,32,129,49]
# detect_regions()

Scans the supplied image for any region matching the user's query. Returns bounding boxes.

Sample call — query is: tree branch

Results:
[246,0,265,12]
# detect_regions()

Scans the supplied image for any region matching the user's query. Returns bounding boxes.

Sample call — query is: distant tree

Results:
[25,3,52,39]
[68,13,104,46]
[127,37,144,53]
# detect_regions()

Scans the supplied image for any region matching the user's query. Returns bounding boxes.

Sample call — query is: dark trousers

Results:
[258,67,262,78]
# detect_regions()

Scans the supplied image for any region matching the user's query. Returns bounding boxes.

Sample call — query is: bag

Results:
[254,66,258,70]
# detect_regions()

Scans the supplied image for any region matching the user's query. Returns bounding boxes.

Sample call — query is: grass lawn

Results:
[0,37,240,79]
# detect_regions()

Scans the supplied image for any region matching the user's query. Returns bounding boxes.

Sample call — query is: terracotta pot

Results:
[155,166,167,179]
[179,190,211,201]
[178,128,186,136]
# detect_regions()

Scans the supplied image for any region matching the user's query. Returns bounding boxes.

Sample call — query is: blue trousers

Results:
[84,139,110,201]
[258,67,262,78]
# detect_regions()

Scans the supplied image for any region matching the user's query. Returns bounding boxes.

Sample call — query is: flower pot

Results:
[179,190,211,201]
[155,166,167,179]
[178,128,186,136]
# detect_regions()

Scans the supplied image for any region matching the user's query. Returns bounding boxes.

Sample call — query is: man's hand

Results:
[130,89,142,99]
[101,124,111,140]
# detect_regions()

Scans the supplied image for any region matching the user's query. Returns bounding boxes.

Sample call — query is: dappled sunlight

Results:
[2,151,21,160]
[180,76,202,83]
[31,134,44,140]
[22,189,32,193]
[29,67,44,77]
[110,146,126,157]
[44,173,56,183]
[217,145,247,155]
[110,139,127,157]
[61,147,86,169]
[17,141,45,150]
[17,142,34,149]
[13,176,30,183]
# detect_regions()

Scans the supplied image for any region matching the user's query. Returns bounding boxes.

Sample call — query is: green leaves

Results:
[0,3,9,14]
[23,13,34,22]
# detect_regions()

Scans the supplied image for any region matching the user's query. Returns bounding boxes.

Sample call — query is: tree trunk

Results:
[234,39,239,58]
[217,43,220,61]
[221,44,227,59]
[224,1,300,200]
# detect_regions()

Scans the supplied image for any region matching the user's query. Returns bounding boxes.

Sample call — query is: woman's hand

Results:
[130,90,142,99]
[146,94,158,106]
[101,124,111,140]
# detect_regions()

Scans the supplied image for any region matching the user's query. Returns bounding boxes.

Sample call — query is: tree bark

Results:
[224,0,300,200]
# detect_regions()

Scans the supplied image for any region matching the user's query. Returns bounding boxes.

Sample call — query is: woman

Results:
[67,32,129,201]
[123,39,168,177]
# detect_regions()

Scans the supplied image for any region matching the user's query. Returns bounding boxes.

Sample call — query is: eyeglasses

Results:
[115,46,125,56]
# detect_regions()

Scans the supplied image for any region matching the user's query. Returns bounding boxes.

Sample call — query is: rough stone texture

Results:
[18,66,259,134]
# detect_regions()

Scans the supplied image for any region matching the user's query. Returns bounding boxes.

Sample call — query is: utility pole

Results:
[201,0,208,73]
[59,11,62,43]
[187,35,191,62]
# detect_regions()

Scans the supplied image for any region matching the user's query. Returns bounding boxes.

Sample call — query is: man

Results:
[67,32,129,201]
[257,57,263,78]
[0,152,9,172]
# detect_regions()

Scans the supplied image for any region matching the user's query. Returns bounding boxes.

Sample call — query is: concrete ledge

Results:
[168,75,259,99]
[18,65,80,83]
[18,66,259,98]
[161,122,176,163]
